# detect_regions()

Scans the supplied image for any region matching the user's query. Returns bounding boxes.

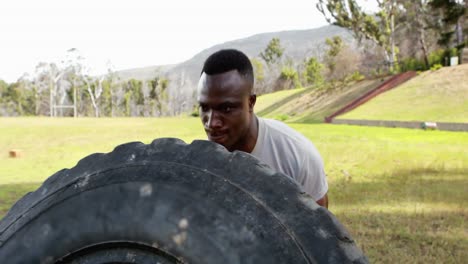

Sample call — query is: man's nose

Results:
[205,110,222,129]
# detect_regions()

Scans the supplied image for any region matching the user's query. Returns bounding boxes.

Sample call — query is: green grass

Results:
[0,117,205,184]
[1,117,467,263]
[256,78,390,123]
[292,123,468,263]
[255,87,307,115]
[340,64,468,122]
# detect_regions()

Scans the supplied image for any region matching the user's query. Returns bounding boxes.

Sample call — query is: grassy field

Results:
[254,88,306,114]
[340,64,468,122]
[0,117,205,184]
[256,65,468,124]
[256,78,391,123]
[1,117,467,263]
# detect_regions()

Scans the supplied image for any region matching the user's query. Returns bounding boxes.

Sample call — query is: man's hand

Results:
[316,193,328,208]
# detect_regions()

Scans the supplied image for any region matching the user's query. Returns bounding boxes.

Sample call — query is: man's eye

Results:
[199,105,208,112]
[222,106,231,113]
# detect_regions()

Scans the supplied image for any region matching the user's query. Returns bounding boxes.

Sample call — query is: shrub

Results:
[349,71,365,81]
[428,49,445,67]
[449,47,458,57]
[400,57,426,71]
[279,67,301,89]
[280,67,298,81]
[430,64,443,71]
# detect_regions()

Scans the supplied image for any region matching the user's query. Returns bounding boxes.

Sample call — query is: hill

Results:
[255,78,391,123]
[116,25,352,82]
[339,64,468,123]
[254,88,307,114]
[114,25,353,114]
[114,65,175,81]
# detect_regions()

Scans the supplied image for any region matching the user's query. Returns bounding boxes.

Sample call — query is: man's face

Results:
[197,70,255,151]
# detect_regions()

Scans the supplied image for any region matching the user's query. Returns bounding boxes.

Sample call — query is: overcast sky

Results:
[0,0,377,83]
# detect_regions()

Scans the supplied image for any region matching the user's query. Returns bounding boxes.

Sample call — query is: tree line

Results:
[317,0,467,71]
[249,0,467,96]
[2,39,351,118]
[1,0,466,117]
[0,49,170,117]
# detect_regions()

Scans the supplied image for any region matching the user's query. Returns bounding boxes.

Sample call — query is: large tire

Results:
[0,138,367,263]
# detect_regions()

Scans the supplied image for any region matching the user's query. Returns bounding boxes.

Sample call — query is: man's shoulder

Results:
[260,117,310,143]
[260,117,296,136]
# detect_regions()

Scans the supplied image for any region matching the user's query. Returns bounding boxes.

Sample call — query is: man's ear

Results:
[249,94,256,112]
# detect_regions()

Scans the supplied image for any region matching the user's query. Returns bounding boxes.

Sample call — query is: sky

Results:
[0,0,378,83]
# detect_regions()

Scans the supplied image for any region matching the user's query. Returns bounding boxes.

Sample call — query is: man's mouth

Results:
[207,131,227,143]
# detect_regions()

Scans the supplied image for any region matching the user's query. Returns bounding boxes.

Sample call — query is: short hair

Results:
[201,49,254,86]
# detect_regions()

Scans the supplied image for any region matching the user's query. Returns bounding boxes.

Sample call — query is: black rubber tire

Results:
[0,138,368,263]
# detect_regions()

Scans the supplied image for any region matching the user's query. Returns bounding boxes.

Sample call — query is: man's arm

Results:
[316,192,328,209]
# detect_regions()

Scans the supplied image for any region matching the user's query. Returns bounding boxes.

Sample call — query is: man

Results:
[197,49,328,208]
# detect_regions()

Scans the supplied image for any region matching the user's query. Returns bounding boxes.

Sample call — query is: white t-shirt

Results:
[251,117,328,201]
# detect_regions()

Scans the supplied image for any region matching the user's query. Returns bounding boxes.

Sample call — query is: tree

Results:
[167,70,191,116]
[397,0,434,68]
[1,78,36,116]
[68,50,105,117]
[84,76,104,117]
[251,58,266,94]
[0,80,8,101]
[149,76,169,116]
[278,66,300,90]
[251,58,265,83]
[304,57,324,86]
[29,48,86,117]
[33,62,65,116]
[260,37,284,65]
[317,0,401,72]
[101,61,119,117]
[16,74,36,115]
[324,36,344,75]
[429,0,467,48]
[318,35,363,85]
